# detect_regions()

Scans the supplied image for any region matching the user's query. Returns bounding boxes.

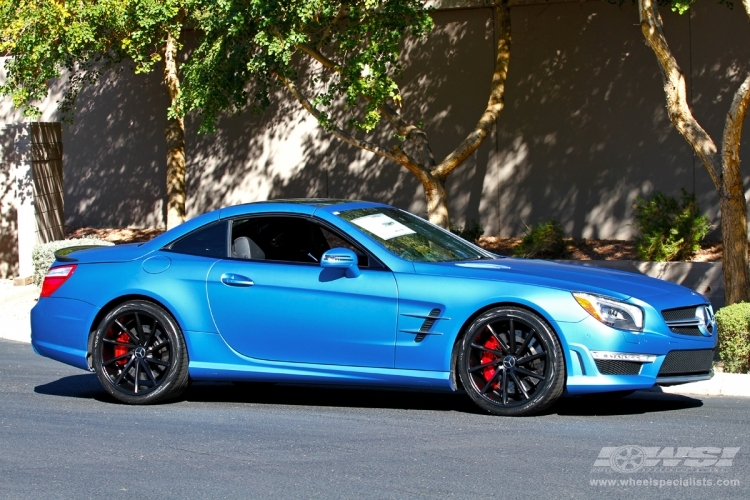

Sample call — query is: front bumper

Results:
[558,315,717,395]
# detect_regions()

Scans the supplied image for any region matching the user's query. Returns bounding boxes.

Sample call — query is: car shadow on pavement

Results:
[185,381,485,414]
[34,375,704,417]
[34,373,105,400]
[550,391,703,416]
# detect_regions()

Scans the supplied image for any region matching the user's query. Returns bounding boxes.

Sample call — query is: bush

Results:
[32,238,114,286]
[514,220,568,259]
[450,220,484,243]
[632,189,711,261]
[715,303,750,374]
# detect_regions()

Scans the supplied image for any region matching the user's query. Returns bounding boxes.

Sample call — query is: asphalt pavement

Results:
[0,338,748,499]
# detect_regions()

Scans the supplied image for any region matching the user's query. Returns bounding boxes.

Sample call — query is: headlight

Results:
[572,292,644,332]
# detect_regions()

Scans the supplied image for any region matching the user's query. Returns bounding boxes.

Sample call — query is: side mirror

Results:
[321,248,361,278]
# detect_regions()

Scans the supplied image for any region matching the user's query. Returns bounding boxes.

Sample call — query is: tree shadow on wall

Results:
[186,8,496,222]
[62,66,169,228]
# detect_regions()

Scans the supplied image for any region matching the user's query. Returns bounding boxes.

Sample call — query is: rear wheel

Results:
[458,307,565,416]
[92,300,189,404]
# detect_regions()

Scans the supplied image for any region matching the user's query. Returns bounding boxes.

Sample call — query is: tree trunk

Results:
[163,32,186,230]
[639,0,750,305]
[721,72,750,304]
[421,174,449,229]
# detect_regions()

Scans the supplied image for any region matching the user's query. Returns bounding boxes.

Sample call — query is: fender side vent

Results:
[415,308,441,343]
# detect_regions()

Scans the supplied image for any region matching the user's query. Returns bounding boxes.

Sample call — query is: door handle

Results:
[220,273,255,287]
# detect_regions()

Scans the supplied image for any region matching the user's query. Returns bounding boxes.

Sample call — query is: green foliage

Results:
[179,0,433,133]
[514,220,568,259]
[715,303,750,373]
[31,238,114,286]
[450,220,484,243]
[632,189,711,262]
[0,1,185,122]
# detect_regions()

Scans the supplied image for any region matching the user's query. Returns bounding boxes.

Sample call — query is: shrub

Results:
[450,220,484,243]
[514,220,568,259]
[715,303,750,374]
[32,238,114,286]
[632,189,711,261]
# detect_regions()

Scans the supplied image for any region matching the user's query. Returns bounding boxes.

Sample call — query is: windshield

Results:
[336,207,490,262]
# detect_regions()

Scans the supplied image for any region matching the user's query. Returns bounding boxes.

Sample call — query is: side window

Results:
[166,221,228,258]
[229,216,372,267]
[230,216,329,264]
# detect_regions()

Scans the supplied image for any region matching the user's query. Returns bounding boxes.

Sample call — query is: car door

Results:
[206,215,398,368]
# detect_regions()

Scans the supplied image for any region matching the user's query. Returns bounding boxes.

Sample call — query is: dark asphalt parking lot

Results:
[1,338,748,499]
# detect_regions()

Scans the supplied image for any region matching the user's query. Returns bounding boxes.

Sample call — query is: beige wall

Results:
[2,1,748,239]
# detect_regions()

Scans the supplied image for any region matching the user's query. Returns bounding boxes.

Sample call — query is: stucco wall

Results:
[1,1,748,238]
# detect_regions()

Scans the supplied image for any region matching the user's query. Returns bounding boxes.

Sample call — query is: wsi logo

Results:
[593,446,740,473]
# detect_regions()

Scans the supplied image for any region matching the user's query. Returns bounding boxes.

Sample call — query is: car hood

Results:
[414,258,702,302]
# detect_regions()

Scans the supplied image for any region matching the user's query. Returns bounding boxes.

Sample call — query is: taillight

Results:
[40,264,77,298]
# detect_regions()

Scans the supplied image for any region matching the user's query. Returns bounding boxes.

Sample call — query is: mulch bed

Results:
[65,227,726,262]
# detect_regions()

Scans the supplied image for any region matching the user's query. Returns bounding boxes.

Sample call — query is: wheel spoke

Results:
[113,357,135,386]
[470,343,503,357]
[103,353,132,366]
[133,359,140,394]
[501,367,508,405]
[517,351,546,365]
[135,313,148,346]
[486,324,510,354]
[139,359,157,386]
[516,329,535,357]
[149,341,171,353]
[144,357,169,367]
[115,318,139,343]
[102,339,137,349]
[508,319,516,355]
[510,371,530,399]
[515,366,544,380]
[468,359,502,373]
[481,367,503,395]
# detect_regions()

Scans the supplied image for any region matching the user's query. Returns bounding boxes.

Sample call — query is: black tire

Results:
[458,307,565,416]
[92,300,189,404]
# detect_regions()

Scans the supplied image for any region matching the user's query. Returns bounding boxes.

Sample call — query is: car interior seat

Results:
[232,236,265,260]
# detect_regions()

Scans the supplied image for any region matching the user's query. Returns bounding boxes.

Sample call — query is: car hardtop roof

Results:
[233,198,392,210]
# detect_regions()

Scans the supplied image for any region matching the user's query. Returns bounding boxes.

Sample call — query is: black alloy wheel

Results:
[458,307,565,416]
[92,300,189,404]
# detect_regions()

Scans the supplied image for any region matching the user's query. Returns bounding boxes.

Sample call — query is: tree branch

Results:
[432,1,511,180]
[275,71,406,166]
[638,0,722,189]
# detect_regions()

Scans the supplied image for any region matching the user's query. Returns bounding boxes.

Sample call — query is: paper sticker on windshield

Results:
[351,213,415,240]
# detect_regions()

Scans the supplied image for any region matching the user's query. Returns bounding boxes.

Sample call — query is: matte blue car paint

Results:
[206,259,398,367]
[31,297,98,371]
[30,199,717,396]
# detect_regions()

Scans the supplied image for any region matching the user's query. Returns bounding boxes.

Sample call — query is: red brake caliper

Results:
[480,336,501,389]
[113,332,131,366]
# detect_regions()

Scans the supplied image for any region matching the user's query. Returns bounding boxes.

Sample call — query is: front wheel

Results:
[92,300,189,404]
[458,307,565,416]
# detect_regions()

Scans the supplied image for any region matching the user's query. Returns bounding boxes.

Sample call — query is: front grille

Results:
[661,305,711,337]
[658,349,714,376]
[595,360,642,375]
[669,326,703,337]
[662,306,700,322]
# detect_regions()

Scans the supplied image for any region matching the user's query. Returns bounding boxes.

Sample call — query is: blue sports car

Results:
[31,200,716,416]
